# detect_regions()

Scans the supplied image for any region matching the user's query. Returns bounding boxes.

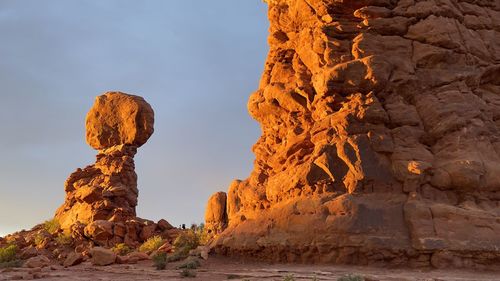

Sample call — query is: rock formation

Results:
[207,0,500,268]
[55,92,170,247]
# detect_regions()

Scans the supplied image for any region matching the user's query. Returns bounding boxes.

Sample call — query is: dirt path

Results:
[1,257,498,281]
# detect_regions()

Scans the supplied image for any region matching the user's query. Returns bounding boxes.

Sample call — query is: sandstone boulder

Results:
[90,247,116,266]
[63,252,84,267]
[205,192,228,235]
[86,92,154,150]
[24,255,50,268]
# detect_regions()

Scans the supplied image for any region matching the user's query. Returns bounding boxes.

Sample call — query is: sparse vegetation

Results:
[139,235,164,253]
[43,219,60,235]
[180,268,197,278]
[0,245,17,263]
[337,274,364,281]
[34,234,46,248]
[177,257,201,269]
[152,252,167,270]
[55,233,72,246]
[112,243,132,255]
[166,250,187,262]
[283,274,296,281]
[0,259,22,269]
[0,244,21,268]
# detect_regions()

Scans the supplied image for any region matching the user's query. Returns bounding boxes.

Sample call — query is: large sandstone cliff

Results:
[206,0,500,268]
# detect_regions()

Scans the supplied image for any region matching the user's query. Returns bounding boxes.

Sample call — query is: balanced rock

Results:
[207,0,500,269]
[86,92,154,150]
[54,92,168,247]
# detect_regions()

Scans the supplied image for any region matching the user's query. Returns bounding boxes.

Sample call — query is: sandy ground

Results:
[1,257,499,281]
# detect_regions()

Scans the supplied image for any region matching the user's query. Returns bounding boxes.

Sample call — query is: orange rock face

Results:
[55,92,170,247]
[207,0,500,268]
[86,92,154,150]
[205,192,228,235]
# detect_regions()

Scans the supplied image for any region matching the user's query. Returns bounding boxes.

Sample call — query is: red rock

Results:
[89,247,116,266]
[157,219,174,231]
[205,192,227,236]
[206,0,500,269]
[24,256,50,268]
[53,92,165,250]
[85,92,154,150]
[63,252,84,267]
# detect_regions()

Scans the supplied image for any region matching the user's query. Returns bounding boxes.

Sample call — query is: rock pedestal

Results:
[206,0,500,269]
[55,92,165,246]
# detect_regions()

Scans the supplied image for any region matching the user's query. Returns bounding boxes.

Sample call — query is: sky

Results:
[0,1,269,236]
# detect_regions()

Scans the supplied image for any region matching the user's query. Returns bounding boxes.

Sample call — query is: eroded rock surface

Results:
[207,0,500,269]
[86,92,154,150]
[54,92,172,247]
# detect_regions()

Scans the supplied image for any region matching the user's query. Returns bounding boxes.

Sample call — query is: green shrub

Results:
[34,234,45,248]
[139,236,164,253]
[180,269,196,278]
[43,219,60,235]
[0,259,22,268]
[55,233,72,246]
[152,252,167,270]
[112,243,132,255]
[284,274,295,281]
[0,245,17,263]
[177,257,200,269]
[338,274,364,281]
[173,230,200,252]
[167,251,188,263]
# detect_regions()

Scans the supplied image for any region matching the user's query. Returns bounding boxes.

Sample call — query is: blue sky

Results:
[0,1,268,236]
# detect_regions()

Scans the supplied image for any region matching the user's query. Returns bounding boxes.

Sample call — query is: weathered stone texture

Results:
[207,0,500,268]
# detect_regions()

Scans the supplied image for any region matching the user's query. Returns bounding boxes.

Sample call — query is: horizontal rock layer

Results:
[208,0,500,269]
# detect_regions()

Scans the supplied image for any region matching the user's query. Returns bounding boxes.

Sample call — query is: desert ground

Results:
[1,257,499,281]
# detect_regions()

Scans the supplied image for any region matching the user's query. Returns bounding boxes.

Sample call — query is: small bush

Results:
[55,233,72,246]
[152,252,167,270]
[284,274,296,281]
[167,250,188,263]
[112,243,132,255]
[0,259,22,269]
[139,236,164,253]
[0,245,17,263]
[173,230,200,253]
[43,219,60,235]
[337,274,364,281]
[34,234,45,248]
[177,257,200,269]
[180,269,196,278]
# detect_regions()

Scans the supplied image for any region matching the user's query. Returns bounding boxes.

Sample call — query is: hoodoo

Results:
[55,92,170,247]
[206,0,500,268]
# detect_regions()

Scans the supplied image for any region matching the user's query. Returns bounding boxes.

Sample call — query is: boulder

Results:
[205,192,228,235]
[86,92,154,150]
[24,255,50,268]
[63,252,84,267]
[89,247,116,266]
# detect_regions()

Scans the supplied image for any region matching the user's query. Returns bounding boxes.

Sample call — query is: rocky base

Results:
[211,194,500,269]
